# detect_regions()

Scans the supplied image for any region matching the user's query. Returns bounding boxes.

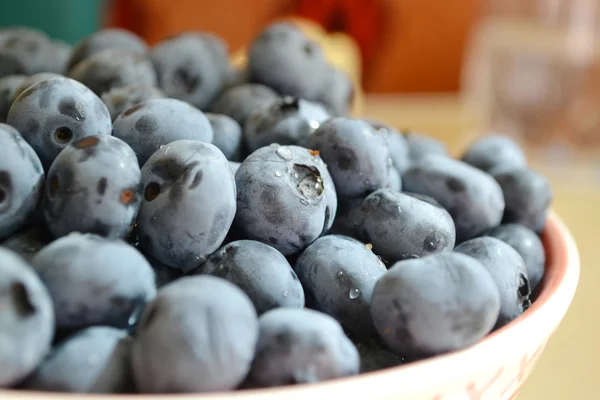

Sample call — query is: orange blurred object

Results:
[107,0,480,93]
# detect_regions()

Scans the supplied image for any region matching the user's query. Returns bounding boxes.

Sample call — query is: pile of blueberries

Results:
[0,22,552,394]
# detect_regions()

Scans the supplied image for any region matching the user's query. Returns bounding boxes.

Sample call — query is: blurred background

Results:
[1,0,599,399]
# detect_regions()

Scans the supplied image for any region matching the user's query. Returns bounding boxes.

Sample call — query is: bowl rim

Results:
[1,211,580,400]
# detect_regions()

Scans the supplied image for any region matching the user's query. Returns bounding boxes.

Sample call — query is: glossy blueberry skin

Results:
[0,248,54,387]
[0,28,55,77]
[244,97,330,153]
[247,308,359,387]
[461,134,527,173]
[0,75,25,122]
[205,112,243,161]
[68,49,157,96]
[209,83,279,126]
[0,225,54,263]
[455,237,531,329]
[403,131,449,163]
[137,140,236,272]
[132,276,258,393]
[67,28,149,72]
[10,72,64,104]
[249,22,328,100]
[403,154,505,242]
[196,240,304,314]
[112,98,214,166]
[485,223,545,292]
[7,77,112,169]
[101,84,166,121]
[317,66,354,117]
[151,33,229,109]
[0,124,44,240]
[31,233,156,331]
[295,235,387,337]
[367,119,410,175]
[22,327,134,393]
[43,135,142,239]
[356,189,456,263]
[234,145,337,256]
[371,252,500,358]
[491,166,552,233]
[307,118,391,199]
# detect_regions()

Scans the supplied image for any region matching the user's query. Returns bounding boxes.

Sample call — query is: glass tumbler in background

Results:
[462,0,600,161]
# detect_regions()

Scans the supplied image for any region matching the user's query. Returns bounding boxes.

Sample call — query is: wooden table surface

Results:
[363,94,600,400]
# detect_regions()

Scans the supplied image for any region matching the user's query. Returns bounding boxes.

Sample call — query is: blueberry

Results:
[195,240,304,314]
[485,224,545,292]
[67,28,149,72]
[137,140,236,271]
[367,119,410,174]
[0,75,25,122]
[356,189,456,263]
[205,112,243,161]
[31,233,156,331]
[7,77,112,169]
[455,237,531,329]
[68,49,157,96]
[224,65,250,89]
[234,145,337,255]
[249,22,328,99]
[22,327,134,393]
[0,248,54,387]
[329,197,364,237]
[403,154,505,242]
[295,235,387,337]
[101,84,166,121]
[351,335,404,373]
[229,161,241,174]
[317,66,354,116]
[307,118,391,199]
[461,134,527,173]
[151,33,229,109]
[0,225,53,263]
[247,308,359,387]
[132,276,258,393]
[48,40,72,75]
[0,124,44,240]
[244,96,330,153]
[143,253,184,289]
[10,72,64,104]
[371,252,500,358]
[403,131,448,163]
[209,83,279,126]
[491,166,552,233]
[43,135,142,239]
[0,28,55,77]
[401,191,443,208]
[112,98,214,166]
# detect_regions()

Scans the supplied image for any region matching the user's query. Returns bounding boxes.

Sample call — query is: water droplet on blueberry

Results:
[349,288,361,300]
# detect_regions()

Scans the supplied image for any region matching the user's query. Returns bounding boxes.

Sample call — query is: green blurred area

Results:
[0,0,105,43]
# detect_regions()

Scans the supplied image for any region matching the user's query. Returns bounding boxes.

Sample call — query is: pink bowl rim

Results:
[1,211,580,400]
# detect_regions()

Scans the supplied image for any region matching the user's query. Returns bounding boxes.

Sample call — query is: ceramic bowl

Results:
[1,211,579,400]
